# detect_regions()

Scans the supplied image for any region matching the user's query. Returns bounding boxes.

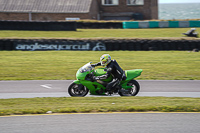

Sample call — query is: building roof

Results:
[0,0,92,13]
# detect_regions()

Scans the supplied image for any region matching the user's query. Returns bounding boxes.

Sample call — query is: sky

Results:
[159,0,200,3]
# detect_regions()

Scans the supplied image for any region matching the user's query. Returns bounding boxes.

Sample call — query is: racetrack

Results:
[1,113,200,133]
[1,80,200,133]
[0,80,199,99]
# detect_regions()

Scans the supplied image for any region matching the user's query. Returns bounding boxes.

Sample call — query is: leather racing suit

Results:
[92,60,124,92]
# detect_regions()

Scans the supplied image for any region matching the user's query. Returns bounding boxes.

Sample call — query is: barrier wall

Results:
[123,21,200,29]
[0,21,199,29]
[0,21,122,30]
[0,39,199,51]
[77,22,122,29]
[0,21,77,31]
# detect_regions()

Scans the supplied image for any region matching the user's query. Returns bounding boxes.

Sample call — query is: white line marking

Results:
[40,84,52,89]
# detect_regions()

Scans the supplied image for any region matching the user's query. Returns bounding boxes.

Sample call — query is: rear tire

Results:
[68,83,89,97]
[118,80,140,96]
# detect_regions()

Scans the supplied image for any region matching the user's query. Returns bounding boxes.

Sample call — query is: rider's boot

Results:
[106,88,113,95]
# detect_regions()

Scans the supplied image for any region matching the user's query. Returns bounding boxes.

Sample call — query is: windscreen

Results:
[79,63,93,73]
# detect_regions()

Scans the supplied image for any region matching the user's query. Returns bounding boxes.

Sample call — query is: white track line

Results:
[40,84,52,89]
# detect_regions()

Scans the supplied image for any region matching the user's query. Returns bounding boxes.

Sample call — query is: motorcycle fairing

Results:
[73,80,106,95]
[74,62,142,95]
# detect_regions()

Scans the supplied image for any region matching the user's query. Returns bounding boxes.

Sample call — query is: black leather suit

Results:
[92,60,124,92]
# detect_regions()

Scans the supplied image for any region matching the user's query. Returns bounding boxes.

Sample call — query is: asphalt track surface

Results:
[1,113,200,133]
[1,80,200,133]
[0,80,200,98]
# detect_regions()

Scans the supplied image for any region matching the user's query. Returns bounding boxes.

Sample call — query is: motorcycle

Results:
[68,62,142,97]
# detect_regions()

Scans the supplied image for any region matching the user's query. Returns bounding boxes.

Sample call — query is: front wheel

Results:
[68,83,89,97]
[118,80,140,96]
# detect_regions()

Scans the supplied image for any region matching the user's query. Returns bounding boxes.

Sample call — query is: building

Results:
[0,0,158,21]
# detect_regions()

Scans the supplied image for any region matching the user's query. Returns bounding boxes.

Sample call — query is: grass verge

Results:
[0,51,200,80]
[0,28,199,39]
[0,97,200,116]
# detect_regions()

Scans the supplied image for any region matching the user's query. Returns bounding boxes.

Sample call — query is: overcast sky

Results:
[159,0,200,3]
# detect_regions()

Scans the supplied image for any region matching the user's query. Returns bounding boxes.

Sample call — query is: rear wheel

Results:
[118,80,140,96]
[68,83,89,97]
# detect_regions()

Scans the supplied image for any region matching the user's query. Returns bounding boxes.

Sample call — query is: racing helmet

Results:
[100,54,111,66]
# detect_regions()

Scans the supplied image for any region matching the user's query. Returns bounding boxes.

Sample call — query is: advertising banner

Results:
[14,41,106,51]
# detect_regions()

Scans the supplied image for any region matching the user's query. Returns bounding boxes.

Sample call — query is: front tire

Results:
[68,83,89,97]
[118,80,140,96]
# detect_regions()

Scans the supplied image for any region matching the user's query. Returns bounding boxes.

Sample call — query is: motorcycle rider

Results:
[92,54,125,94]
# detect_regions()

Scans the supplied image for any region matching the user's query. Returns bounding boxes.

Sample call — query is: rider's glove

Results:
[93,76,99,81]
[91,64,96,67]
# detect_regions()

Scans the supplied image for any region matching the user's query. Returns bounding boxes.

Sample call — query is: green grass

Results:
[0,28,199,38]
[0,51,200,80]
[0,97,200,116]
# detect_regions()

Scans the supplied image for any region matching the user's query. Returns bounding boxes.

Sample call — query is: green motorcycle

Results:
[68,62,142,97]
